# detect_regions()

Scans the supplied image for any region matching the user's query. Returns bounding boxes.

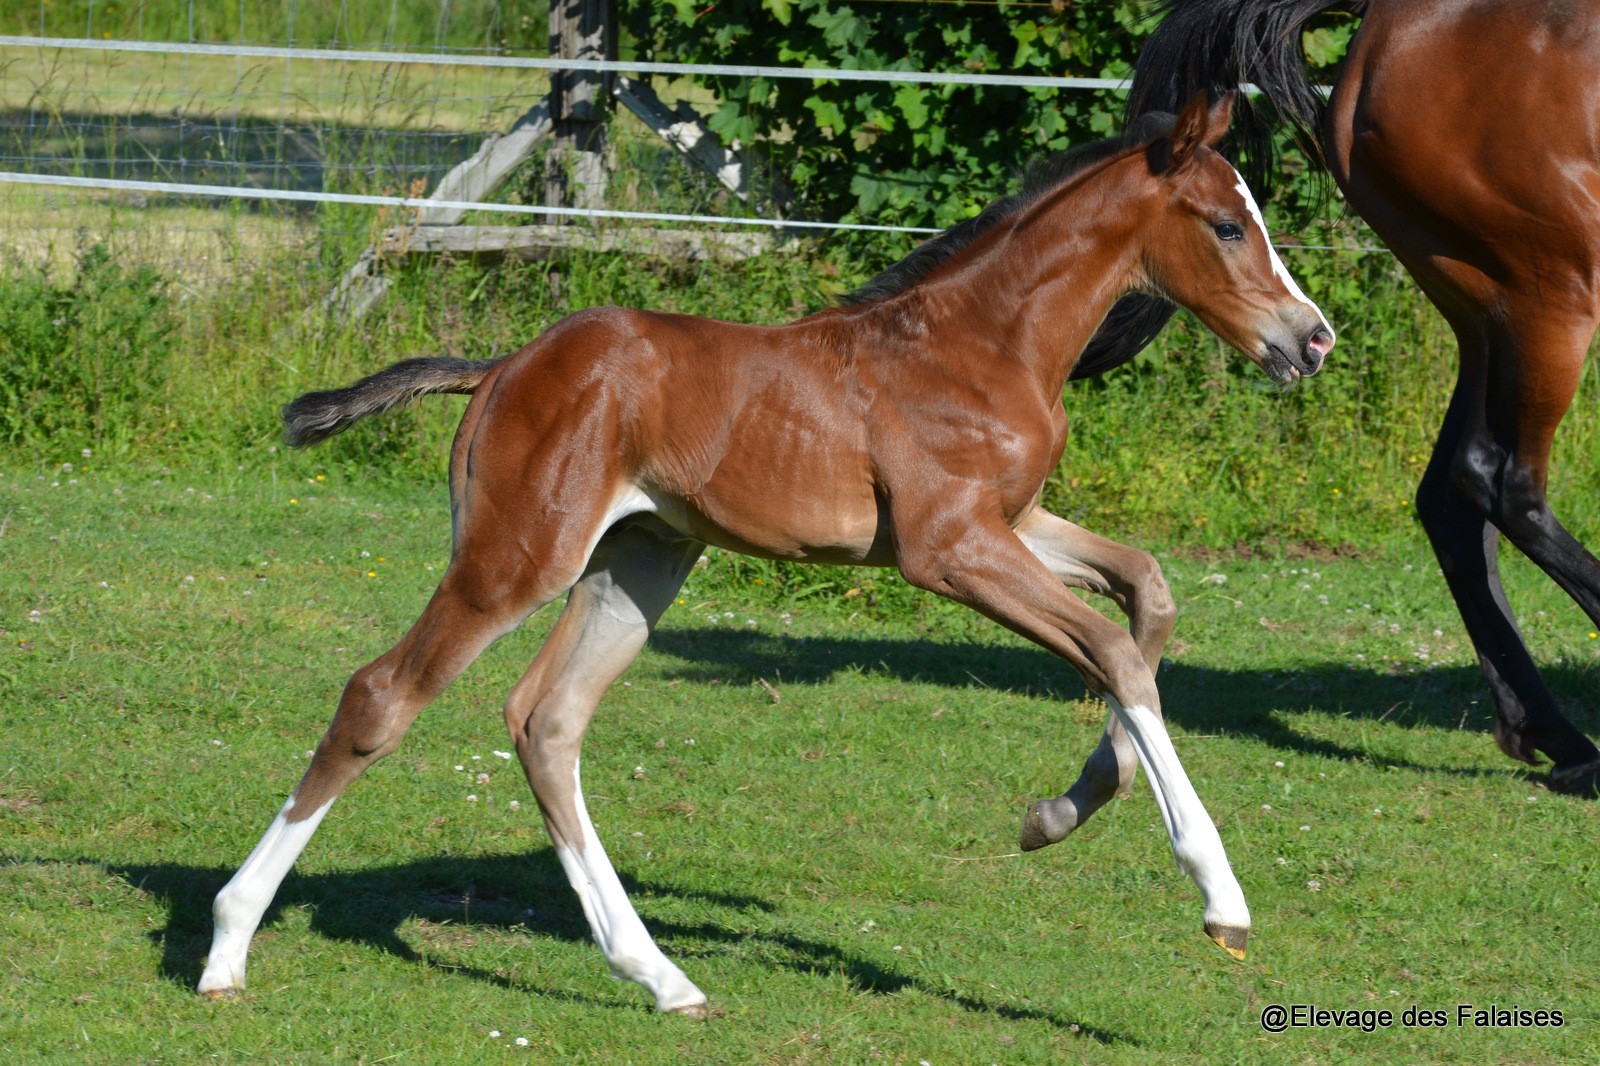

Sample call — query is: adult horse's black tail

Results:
[1072,0,1359,381]
[1128,0,1363,193]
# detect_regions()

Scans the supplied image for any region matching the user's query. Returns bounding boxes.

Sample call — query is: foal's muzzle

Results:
[1264,318,1334,383]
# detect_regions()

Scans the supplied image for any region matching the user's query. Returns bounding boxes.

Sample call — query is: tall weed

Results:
[0,245,175,456]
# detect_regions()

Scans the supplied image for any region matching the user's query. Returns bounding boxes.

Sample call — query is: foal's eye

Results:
[1213,221,1245,242]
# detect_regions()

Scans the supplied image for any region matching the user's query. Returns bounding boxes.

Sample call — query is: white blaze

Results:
[1231,170,1334,340]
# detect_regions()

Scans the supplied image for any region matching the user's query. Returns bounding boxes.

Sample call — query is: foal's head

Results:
[1135,94,1334,384]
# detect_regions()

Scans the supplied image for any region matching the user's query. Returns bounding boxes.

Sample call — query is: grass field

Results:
[4,460,1598,1063]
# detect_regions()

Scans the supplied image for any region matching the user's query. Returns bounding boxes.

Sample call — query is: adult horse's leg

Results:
[1415,313,1600,788]
[894,507,1249,956]
[501,521,708,1015]
[197,548,572,997]
[1010,507,1176,850]
[1324,19,1600,789]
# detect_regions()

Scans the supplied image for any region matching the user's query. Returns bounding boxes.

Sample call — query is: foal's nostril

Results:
[1307,327,1334,359]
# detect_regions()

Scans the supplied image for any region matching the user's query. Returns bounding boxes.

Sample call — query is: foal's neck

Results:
[882,158,1150,392]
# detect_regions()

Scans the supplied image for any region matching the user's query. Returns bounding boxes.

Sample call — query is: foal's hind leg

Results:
[198,550,576,998]
[1010,508,1177,850]
[502,522,708,1014]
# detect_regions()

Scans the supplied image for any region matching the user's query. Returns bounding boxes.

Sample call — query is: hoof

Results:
[1205,923,1248,960]
[664,1000,709,1020]
[1019,797,1077,852]
[199,986,242,1002]
[1549,758,1600,798]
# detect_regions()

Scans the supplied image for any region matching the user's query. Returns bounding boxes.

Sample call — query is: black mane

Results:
[840,112,1179,307]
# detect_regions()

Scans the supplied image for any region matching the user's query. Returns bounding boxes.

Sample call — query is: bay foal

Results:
[199,94,1333,1014]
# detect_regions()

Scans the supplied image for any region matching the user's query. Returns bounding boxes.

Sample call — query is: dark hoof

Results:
[1204,922,1248,960]
[1020,797,1077,852]
[1548,758,1600,798]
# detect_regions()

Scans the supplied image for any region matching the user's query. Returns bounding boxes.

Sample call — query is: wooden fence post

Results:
[545,0,615,212]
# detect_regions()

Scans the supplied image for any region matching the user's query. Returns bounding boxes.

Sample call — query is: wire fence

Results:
[0,3,1383,292]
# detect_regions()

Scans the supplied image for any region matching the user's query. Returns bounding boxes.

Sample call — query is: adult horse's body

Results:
[1128,0,1600,791]
[197,95,1333,1014]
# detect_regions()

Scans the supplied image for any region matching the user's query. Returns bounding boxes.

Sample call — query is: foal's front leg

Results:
[1012,507,1176,850]
[895,508,1249,956]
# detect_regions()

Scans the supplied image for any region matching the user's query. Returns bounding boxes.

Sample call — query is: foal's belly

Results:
[647,475,896,567]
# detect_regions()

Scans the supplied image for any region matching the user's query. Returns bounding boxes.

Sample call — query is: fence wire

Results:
[0,3,1382,292]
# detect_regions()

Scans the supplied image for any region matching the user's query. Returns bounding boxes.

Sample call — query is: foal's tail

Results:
[282,356,505,447]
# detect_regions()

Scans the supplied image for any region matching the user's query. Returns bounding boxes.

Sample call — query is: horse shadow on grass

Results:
[59,626,1596,1043]
[647,626,1600,784]
[89,851,1122,1043]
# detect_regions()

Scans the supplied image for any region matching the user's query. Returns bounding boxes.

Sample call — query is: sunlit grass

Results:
[0,46,547,131]
[2,462,1597,1063]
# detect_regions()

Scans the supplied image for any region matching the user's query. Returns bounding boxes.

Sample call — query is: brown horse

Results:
[197,94,1333,1014]
[1128,0,1600,793]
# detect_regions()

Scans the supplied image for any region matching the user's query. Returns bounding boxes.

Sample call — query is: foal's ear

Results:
[1158,92,1234,174]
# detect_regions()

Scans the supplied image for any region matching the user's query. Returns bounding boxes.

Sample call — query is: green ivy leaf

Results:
[893,85,930,131]
[1303,23,1354,68]
[764,0,793,27]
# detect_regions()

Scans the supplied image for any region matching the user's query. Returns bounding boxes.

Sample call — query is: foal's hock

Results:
[200,94,1332,1014]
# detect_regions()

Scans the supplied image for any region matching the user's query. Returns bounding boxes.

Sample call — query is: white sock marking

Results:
[555,759,705,1012]
[1107,698,1250,934]
[198,795,335,994]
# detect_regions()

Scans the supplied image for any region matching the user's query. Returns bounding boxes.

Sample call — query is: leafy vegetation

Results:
[626,0,1359,230]
[0,246,176,453]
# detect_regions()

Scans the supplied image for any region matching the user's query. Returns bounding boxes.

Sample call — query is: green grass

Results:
[4,461,1599,1063]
